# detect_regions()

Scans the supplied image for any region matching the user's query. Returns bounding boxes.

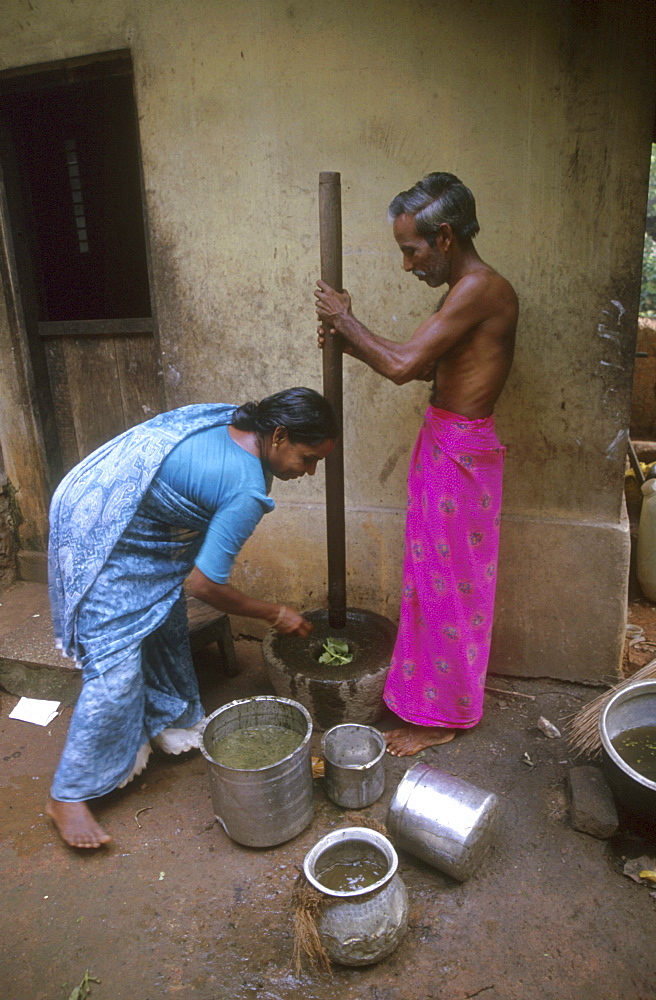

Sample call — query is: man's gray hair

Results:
[388,172,480,244]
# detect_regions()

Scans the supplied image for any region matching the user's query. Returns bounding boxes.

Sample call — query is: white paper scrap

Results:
[9,697,60,727]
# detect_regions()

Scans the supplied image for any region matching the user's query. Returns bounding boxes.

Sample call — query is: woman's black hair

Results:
[231,387,339,444]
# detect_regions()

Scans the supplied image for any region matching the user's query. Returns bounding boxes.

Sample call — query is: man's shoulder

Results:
[457,262,515,293]
[452,265,518,316]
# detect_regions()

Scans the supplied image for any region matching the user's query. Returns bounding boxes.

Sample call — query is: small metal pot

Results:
[200,696,313,848]
[303,827,408,967]
[599,679,656,820]
[387,761,499,882]
[322,724,386,809]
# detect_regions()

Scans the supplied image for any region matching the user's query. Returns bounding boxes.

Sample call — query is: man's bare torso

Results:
[429,266,517,420]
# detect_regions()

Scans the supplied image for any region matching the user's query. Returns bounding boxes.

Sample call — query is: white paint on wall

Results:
[605,427,629,460]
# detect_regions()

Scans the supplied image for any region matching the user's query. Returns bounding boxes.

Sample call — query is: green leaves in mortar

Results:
[318,637,353,666]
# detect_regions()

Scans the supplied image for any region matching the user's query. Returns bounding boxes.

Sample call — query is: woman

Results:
[46,387,338,848]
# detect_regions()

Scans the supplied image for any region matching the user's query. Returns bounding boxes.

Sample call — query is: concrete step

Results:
[0,582,238,707]
[0,581,80,705]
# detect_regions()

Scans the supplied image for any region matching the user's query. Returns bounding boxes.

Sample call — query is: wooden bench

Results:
[186,595,238,677]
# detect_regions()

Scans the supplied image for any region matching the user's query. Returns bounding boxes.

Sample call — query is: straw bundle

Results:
[291,874,332,976]
[291,816,390,974]
[566,657,656,758]
[343,813,388,836]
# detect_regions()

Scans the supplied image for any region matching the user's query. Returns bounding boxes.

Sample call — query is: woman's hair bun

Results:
[231,387,339,443]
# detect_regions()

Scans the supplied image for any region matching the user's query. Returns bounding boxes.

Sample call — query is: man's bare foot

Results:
[46,797,112,849]
[384,724,456,757]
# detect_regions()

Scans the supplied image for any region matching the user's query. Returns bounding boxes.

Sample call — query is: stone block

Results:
[568,765,619,839]
[17,549,48,585]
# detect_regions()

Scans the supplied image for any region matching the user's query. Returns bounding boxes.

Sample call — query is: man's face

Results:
[392,213,450,288]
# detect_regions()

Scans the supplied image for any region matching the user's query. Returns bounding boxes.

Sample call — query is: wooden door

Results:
[0,52,163,482]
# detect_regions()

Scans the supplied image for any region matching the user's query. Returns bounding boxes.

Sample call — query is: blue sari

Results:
[49,404,267,802]
[49,403,238,661]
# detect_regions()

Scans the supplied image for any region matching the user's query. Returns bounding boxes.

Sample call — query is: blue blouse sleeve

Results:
[194,492,270,584]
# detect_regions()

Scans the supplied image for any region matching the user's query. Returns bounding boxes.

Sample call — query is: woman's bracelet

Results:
[273,605,287,627]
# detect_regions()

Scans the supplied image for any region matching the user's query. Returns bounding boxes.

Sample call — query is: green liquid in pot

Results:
[209,725,303,769]
[611,725,656,783]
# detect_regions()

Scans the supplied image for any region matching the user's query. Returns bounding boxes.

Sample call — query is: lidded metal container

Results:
[200,696,313,848]
[322,724,386,809]
[303,826,408,966]
[387,761,499,882]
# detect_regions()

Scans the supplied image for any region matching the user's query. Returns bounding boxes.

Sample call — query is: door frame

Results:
[0,49,162,555]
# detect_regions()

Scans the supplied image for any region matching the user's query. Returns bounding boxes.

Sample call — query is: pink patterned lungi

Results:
[383,406,505,730]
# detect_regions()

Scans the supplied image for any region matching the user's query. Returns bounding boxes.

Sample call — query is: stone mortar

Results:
[262,607,396,730]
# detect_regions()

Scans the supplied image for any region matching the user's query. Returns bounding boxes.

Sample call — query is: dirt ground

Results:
[2,620,656,1000]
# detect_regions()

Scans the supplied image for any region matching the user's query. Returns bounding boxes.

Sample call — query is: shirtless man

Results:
[315,172,518,756]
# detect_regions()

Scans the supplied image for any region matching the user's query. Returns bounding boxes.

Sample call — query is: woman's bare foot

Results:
[384,725,456,757]
[46,797,112,849]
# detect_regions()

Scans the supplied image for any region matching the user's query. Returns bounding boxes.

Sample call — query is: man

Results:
[314,172,518,756]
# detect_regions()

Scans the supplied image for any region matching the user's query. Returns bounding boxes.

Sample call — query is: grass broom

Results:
[566,656,656,759]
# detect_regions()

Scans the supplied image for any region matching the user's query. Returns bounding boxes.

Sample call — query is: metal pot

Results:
[322,724,386,809]
[199,696,313,847]
[387,761,499,882]
[599,678,656,820]
[303,826,408,967]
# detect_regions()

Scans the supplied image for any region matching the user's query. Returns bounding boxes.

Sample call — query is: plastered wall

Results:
[1,0,655,679]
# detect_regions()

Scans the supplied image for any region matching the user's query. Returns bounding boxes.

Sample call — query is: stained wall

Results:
[0,0,654,679]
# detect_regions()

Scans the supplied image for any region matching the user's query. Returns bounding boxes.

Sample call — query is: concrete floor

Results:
[2,613,656,1000]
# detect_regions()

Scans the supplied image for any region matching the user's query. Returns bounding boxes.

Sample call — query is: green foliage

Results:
[641,146,656,317]
[647,145,656,214]
[318,637,353,666]
[641,233,656,316]
[67,971,100,1000]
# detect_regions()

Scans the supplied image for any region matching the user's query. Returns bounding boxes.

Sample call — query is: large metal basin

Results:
[599,679,656,820]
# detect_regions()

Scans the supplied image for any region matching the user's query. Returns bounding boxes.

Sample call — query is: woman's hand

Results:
[187,572,313,637]
[272,606,314,637]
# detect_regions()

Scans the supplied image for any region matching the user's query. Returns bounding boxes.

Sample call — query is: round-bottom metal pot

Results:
[200,696,313,847]
[303,827,408,967]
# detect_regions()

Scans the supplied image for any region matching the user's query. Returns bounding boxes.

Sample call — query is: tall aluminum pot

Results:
[199,696,313,848]
[303,827,408,967]
[387,761,499,882]
[322,724,386,809]
[599,678,656,820]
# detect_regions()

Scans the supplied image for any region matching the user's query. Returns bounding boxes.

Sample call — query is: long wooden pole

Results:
[319,171,346,628]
